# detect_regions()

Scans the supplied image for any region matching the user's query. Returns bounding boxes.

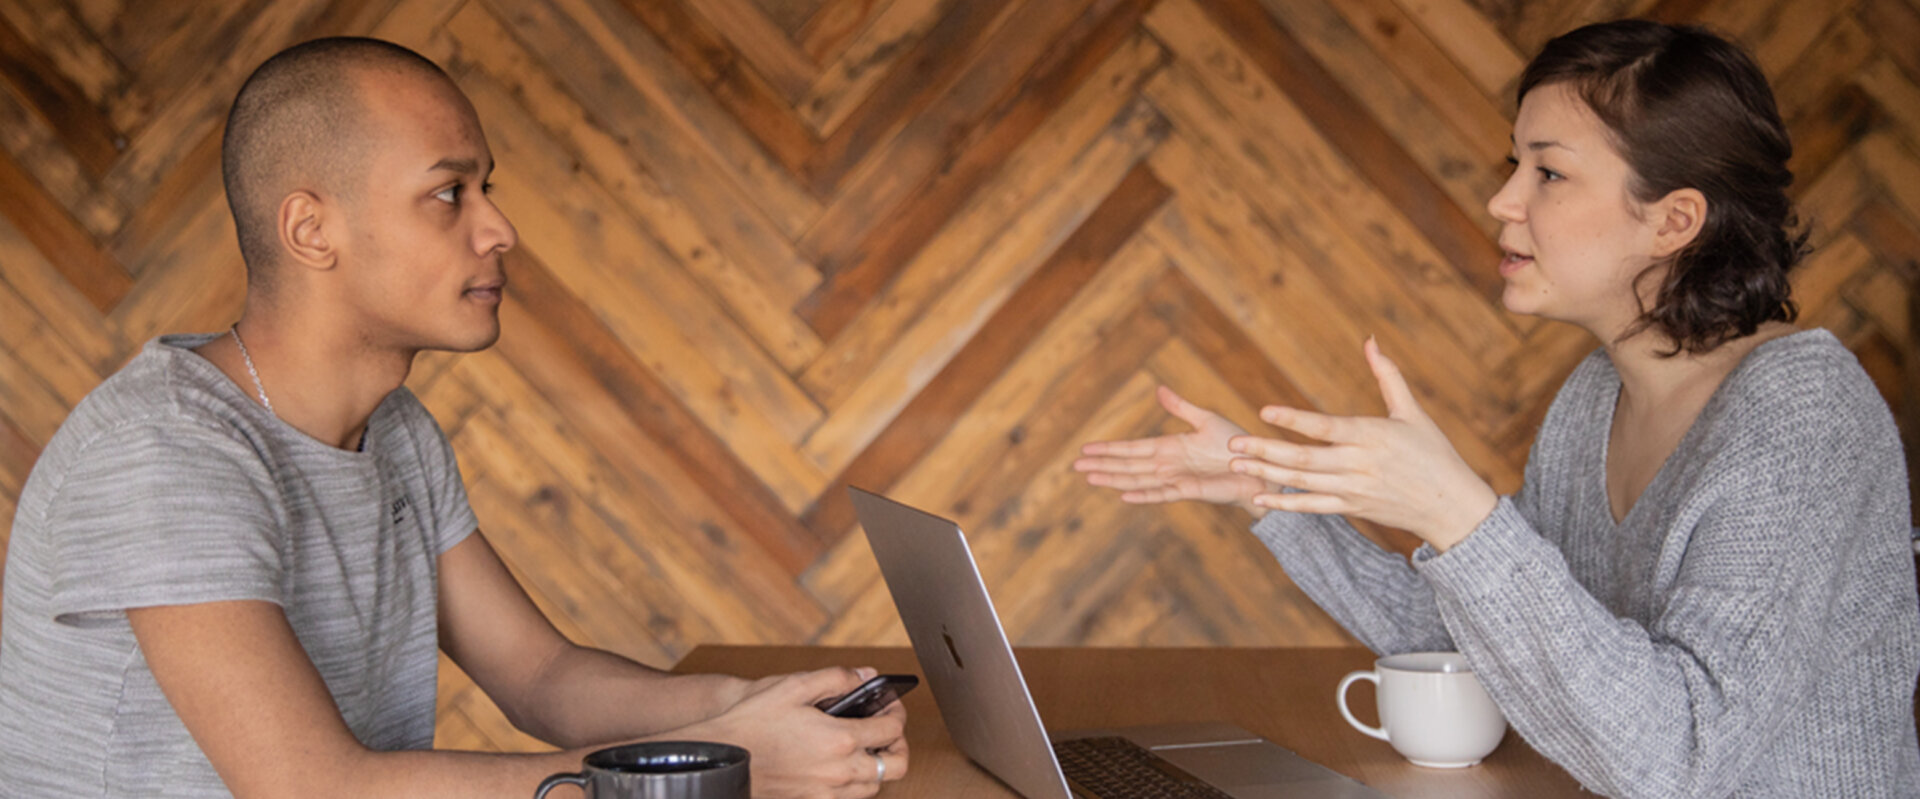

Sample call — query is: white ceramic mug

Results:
[1336,652,1506,768]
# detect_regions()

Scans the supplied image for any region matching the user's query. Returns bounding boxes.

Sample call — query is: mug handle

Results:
[534,772,588,799]
[1336,670,1390,742]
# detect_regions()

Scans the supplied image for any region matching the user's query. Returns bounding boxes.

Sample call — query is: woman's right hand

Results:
[1073,385,1270,518]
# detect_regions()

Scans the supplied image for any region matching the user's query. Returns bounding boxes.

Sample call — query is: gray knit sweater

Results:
[1253,329,1920,797]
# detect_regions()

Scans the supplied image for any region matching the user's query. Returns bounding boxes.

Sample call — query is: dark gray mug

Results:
[534,741,750,799]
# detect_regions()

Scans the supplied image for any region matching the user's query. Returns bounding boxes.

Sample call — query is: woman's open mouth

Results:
[1498,249,1534,276]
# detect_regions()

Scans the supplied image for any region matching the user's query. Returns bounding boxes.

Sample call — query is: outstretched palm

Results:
[1074,386,1268,513]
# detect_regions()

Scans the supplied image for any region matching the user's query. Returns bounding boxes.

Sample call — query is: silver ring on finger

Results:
[874,752,886,782]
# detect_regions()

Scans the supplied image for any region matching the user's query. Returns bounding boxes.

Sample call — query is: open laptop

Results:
[848,487,1389,799]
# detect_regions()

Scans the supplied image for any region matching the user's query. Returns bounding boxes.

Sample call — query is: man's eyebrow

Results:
[426,157,483,175]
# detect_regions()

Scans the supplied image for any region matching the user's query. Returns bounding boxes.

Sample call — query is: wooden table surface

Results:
[674,645,1586,798]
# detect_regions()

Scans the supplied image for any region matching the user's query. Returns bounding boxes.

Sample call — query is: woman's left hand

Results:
[1228,338,1499,552]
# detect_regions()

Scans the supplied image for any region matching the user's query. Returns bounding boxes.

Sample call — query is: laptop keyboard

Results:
[1052,736,1237,799]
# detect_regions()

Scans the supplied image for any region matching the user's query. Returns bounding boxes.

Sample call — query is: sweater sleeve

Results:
[1249,511,1452,654]
[1413,434,1891,798]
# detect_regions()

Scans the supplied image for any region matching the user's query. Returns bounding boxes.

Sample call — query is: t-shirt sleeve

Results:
[44,419,287,627]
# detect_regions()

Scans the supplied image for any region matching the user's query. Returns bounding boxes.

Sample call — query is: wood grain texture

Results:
[0,0,1914,753]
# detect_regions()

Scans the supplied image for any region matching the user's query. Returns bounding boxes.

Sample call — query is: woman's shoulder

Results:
[1709,328,1897,456]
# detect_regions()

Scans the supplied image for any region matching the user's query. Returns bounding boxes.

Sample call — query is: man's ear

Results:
[278,190,337,271]
[1650,187,1707,259]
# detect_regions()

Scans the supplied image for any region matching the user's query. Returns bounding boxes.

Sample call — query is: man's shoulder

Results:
[35,336,264,485]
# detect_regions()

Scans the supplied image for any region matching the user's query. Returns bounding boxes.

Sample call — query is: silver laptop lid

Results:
[849,487,1073,799]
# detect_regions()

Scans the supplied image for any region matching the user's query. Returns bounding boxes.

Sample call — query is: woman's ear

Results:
[278,190,338,271]
[1650,187,1707,259]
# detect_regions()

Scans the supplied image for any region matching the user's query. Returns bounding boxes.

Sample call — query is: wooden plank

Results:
[800,165,1170,544]
[799,0,1020,193]
[681,0,818,102]
[758,0,827,34]
[1140,67,1511,431]
[1263,0,1511,227]
[468,71,825,445]
[798,239,1171,611]
[102,0,328,210]
[491,247,829,570]
[1847,267,1911,346]
[1143,141,1520,485]
[1772,13,1874,121]
[1786,83,1879,194]
[105,121,221,275]
[0,144,129,312]
[1855,0,1920,85]
[1794,231,1877,319]
[0,344,70,447]
[453,351,829,641]
[0,11,121,178]
[477,154,830,512]
[102,179,246,347]
[455,441,690,662]
[1144,154,1377,414]
[496,0,823,281]
[1795,146,1872,234]
[0,275,99,407]
[0,210,119,371]
[945,273,1174,519]
[799,97,1167,476]
[1692,0,1850,75]
[803,0,1098,232]
[797,0,888,61]
[1143,268,1315,416]
[1851,199,1920,283]
[449,56,822,372]
[799,40,1162,407]
[991,486,1151,641]
[612,0,819,177]
[798,11,1161,340]
[799,0,954,135]
[1860,132,1920,226]
[807,368,1166,642]
[531,0,822,238]
[1856,57,1920,157]
[920,236,1174,523]
[1388,0,1528,97]
[1192,0,1509,308]
[0,78,124,238]
[0,411,38,498]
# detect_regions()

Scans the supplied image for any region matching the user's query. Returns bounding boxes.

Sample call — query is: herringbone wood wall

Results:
[1,0,1915,752]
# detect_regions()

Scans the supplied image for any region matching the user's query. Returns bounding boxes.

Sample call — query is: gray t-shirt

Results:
[1255,329,1920,796]
[0,334,477,797]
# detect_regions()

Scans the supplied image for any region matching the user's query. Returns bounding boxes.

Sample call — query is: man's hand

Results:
[1074,385,1270,518]
[680,667,909,799]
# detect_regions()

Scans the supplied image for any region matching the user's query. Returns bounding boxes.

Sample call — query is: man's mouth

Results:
[465,280,505,303]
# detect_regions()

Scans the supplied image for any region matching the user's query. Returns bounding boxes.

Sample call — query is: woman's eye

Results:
[1537,167,1563,183]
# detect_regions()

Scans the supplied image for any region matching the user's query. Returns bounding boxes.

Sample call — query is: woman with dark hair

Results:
[1077,19,1919,797]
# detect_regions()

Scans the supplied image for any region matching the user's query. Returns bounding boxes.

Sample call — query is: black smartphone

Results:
[814,674,919,718]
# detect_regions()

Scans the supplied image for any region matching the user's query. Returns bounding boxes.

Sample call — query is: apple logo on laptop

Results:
[942,627,965,669]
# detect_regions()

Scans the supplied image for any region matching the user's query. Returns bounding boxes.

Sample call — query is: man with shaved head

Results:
[0,38,907,798]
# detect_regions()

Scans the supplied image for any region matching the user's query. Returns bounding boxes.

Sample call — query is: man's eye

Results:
[435,185,461,204]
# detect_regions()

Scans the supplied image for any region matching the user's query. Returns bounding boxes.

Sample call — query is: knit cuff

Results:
[1411,496,1549,602]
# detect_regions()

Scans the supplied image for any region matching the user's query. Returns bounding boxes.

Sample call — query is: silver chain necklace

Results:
[229,325,274,415]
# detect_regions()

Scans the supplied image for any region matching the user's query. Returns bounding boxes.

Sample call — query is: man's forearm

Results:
[509,644,749,749]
